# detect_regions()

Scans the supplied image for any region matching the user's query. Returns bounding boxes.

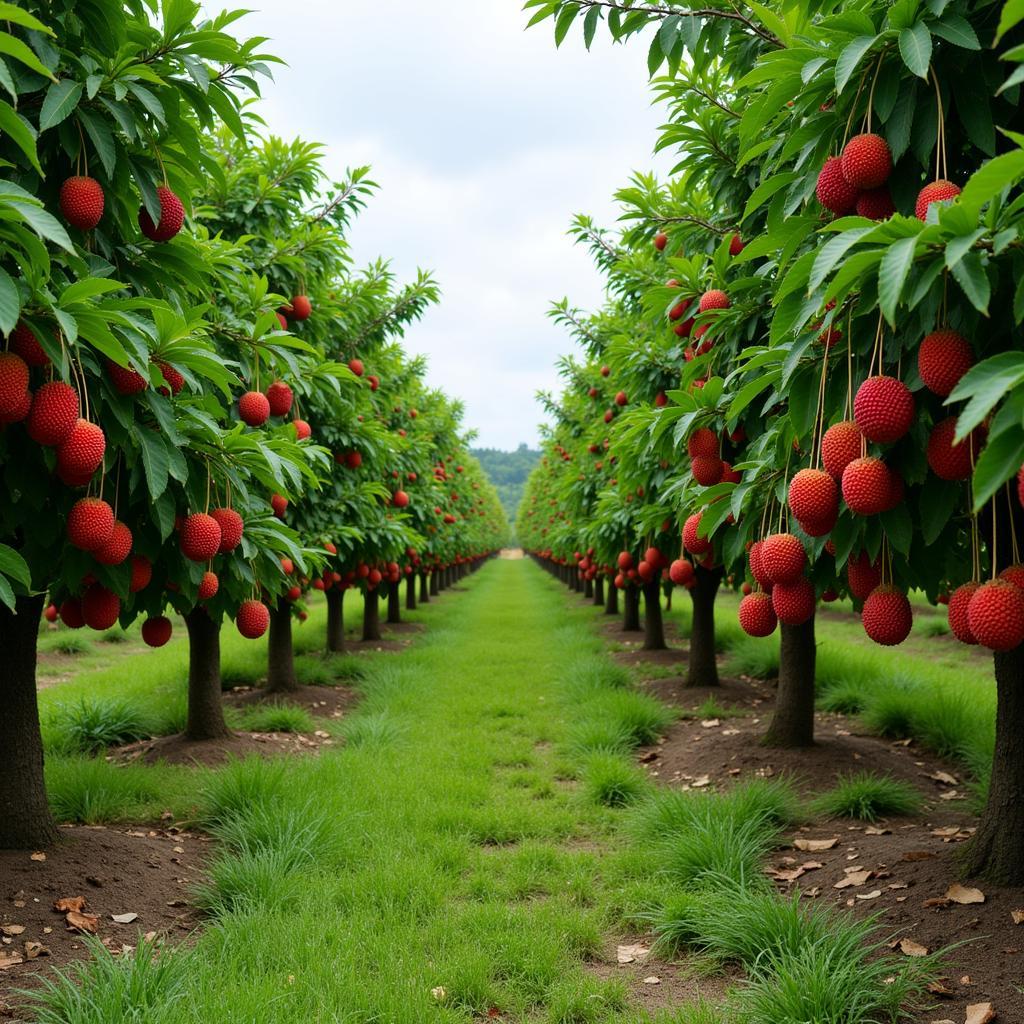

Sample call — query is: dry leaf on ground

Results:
[616,943,649,964]
[111,913,138,924]
[945,884,985,905]
[29,852,45,862]
[898,938,930,957]
[53,896,87,913]
[642,976,661,985]
[834,869,872,889]
[65,911,99,934]
[795,837,839,852]
[23,942,49,960]
[0,951,24,970]
[965,1003,996,1024]
[1011,909,1024,925]
[0,925,25,937]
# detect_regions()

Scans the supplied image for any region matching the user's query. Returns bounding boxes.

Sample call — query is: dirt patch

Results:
[111,729,337,768]
[0,824,207,1016]
[224,683,357,720]
[641,674,773,712]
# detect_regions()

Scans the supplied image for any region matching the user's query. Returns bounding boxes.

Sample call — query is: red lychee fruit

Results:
[236,599,270,639]
[67,497,115,551]
[772,577,816,626]
[842,456,891,516]
[286,585,302,601]
[821,420,863,480]
[60,597,85,629]
[154,360,184,396]
[44,602,58,623]
[292,418,311,440]
[653,232,668,251]
[841,133,892,190]
[288,295,312,321]
[343,451,362,470]
[617,552,633,571]
[918,329,972,397]
[816,156,859,215]
[683,512,710,556]
[210,507,243,552]
[82,583,120,631]
[276,311,288,330]
[367,375,380,391]
[669,558,695,587]
[106,359,148,395]
[699,289,729,313]
[348,358,364,377]
[60,176,105,230]
[854,375,915,444]
[271,493,288,518]
[637,560,655,583]
[748,540,772,590]
[729,233,744,256]
[600,366,610,378]
[967,579,1024,652]
[0,351,30,418]
[198,570,219,601]
[393,490,410,508]
[138,186,185,242]
[947,581,980,645]
[57,419,106,480]
[854,187,895,220]
[846,551,882,601]
[614,391,628,407]
[180,513,222,562]
[281,557,294,575]
[10,322,50,367]
[142,616,173,648]
[759,533,806,585]
[27,381,79,446]
[655,392,668,408]
[0,389,31,426]
[691,454,724,486]
[239,390,270,427]
[1000,565,1024,592]
[265,380,294,416]
[862,585,912,645]
[788,468,838,525]
[687,427,719,459]
[94,520,132,566]
[129,554,152,594]
[916,179,961,221]
[739,591,778,637]
[927,418,985,481]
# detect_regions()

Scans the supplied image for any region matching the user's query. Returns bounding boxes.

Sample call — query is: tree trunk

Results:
[762,616,817,748]
[605,579,619,615]
[185,608,231,741]
[326,588,345,653]
[584,576,593,599]
[266,598,298,693]
[664,584,673,612]
[963,647,1024,883]
[0,593,59,849]
[622,585,641,631]
[420,573,431,603]
[362,588,382,641]
[593,575,604,607]
[430,572,439,597]
[685,565,721,688]
[642,581,667,650]
[406,574,417,610]
[387,581,401,624]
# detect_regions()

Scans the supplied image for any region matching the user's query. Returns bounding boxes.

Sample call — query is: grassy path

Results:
[36,560,656,1023]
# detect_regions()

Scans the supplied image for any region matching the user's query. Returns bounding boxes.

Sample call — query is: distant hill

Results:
[472,444,541,524]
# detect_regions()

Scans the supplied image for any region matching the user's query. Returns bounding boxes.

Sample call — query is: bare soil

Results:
[224,682,358,720]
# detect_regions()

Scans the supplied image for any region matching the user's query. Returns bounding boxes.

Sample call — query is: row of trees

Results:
[0,0,506,850]
[518,0,1024,883]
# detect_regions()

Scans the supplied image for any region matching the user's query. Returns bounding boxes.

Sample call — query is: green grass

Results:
[233,703,316,734]
[579,751,650,807]
[51,696,156,753]
[38,632,94,656]
[45,756,178,824]
[811,772,924,822]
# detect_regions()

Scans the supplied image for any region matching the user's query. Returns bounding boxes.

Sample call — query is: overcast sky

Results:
[248,1,666,450]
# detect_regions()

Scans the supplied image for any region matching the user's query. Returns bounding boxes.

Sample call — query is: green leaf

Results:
[996,0,1024,41]
[944,229,985,270]
[880,503,913,554]
[930,13,980,49]
[0,30,56,80]
[582,6,600,47]
[972,426,1024,509]
[742,170,802,222]
[39,79,82,132]
[0,99,41,174]
[878,236,918,324]
[0,542,31,588]
[0,572,15,611]
[809,226,874,292]
[835,35,878,93]
[918,474,959,544]
[899,22,932,78]
[137,429,170,500]
[948,352,1024,438]
[958,150,1024,215]
[59,278,124,306]
[553,2,580,46]
[78,109,117,177]
[950,252,990,314]
[0,266,19,334]
[15,201,74,251]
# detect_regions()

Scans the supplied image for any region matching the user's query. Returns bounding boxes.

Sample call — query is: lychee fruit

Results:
[729,233,744,256]
[816,156,859,215]
[210,507,243,552]
[614,391,627,407]
[854,375,915,444]
[27,381,79,445]
[759,533,806,584]
[739,591,778,637]
[947,581,980,645]
[772,577,816,625]
[788,468,838,524]
[288,295,312,320]
[271,494,288,518]
[93,520,132,566]
[67,497,115,551]
[0,351,30,418]
[842,457,892,516]
[749,540,772,590]
[916,179,961,221]
[10,322,50,367]
[653,232,668,251]
[348,358,364,377]
[142,616,173,648]
[699,289,729,313]
[691,454,724,486]
[44,603,58,623]
[687,427,720,459]
[0,389,31,426]
[669,559,695,587]
[154,361,184,396]
[855,187,895,220]
[57,419,106,480]
[927,418,985,481]
[198,570,219,601]
[82,583,120,630]
[682,512,710,556]
[265,380,294,416]
[138,186,185,242]
[841,133,892,189]
[999,565,1024,592]
[846,550,882,601]
[107,359,148,395]
[343,451,362,470]
[60,176,105,230]
[918,329,972,397]
[60,597,85,628]
[292,418,311,440]
[862,585,912,645]
[393,490,410,508]
[967,579,1024,652]
[617,552,633,571]
[129,554,152,593]
[180,512,222,562]
[821,421,863,480]
[239,390,270,427]
[236,599,270,639]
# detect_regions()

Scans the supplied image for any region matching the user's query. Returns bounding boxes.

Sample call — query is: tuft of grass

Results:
[39,632,94,655]
[197,756,288,827]
[724,637,778,679]
[236,703,316,734]
[46,756,167,824]
[681,697,746,721]
[341,711,402,747]
[579,752,649,807]
[817,677,875,715]
[51,696,153,753]
[544,975,627,1024]
[922,617,950,637]
[811,772,923,822]
[194,847,307,917]
[563,718,636,757]
[99,628,129,644]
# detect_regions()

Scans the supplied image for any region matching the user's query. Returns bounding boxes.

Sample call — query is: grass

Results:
[233,703,316,734]
[38,632,94,656]
[51,696,155,753]
[45,756,176,824]
[811,772,924,822]
[579,751,650,807]
[680,697,746,720]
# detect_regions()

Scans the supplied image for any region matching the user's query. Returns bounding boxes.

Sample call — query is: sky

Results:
[246,1,668,450]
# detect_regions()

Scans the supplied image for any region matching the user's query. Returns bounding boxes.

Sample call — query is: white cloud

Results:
[241,0,669,448]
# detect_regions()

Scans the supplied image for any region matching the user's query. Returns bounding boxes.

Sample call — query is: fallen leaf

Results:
[638,750,659,764]
[29,852,45,862]
[772,867,807,882]
[111,913,138,924]
[856,889,883,901]
[0,951,24,970]
[834,869,872,889]
[700,718,720,728]
[616,943,649,964]
[865,826,891,835]
[54,896,87,913]
[642,976,661,985]
[932,826,962,837]
[65,911,99,934]
[928,771,959,785]
[927,979,954,996]
[924,897,953,908]
[946,884,985,905]
[0,925,25,937]
[1012,909,1024,925]
[23,941,49,960]
[794,837,838,852]
[691,776,710,788]
[899,938,930,957]
[430,987,446,1001]
[939,790,965,801]
[965,1003,996,1024]
[902,850,938,862]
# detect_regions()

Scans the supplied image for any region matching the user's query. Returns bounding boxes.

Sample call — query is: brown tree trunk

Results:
[642,580,667,650]
[584,576,593,599]
[387,581,401,624]
[664,584,673,612]
[685,565,721,688]
[593,575,604,607]
[406,574,417,610]
[762,616,816,748]
[622,585,641,631]
[326,588,345,653]
[362,588,382,641]
[0,593,59,849]
[605,579,619,615]
[430,572,439,597]
[420,573,431,603]
[963,647,1024,883]
[185,608,231,741]
[266,598,298,693]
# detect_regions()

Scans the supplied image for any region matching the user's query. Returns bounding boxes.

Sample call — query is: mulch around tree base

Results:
[0,824,208,1018]
[224,682,358,719]
[112,728,339,768]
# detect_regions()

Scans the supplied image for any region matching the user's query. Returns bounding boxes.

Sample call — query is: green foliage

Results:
[579,751,650,806]
[472,444,542,522]
[51,696,153,753]
[811,772,924,821]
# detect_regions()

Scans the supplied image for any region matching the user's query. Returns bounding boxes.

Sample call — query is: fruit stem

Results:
[930,68,947,180]
[1006,484,1020,566]
[865,50,888,134]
